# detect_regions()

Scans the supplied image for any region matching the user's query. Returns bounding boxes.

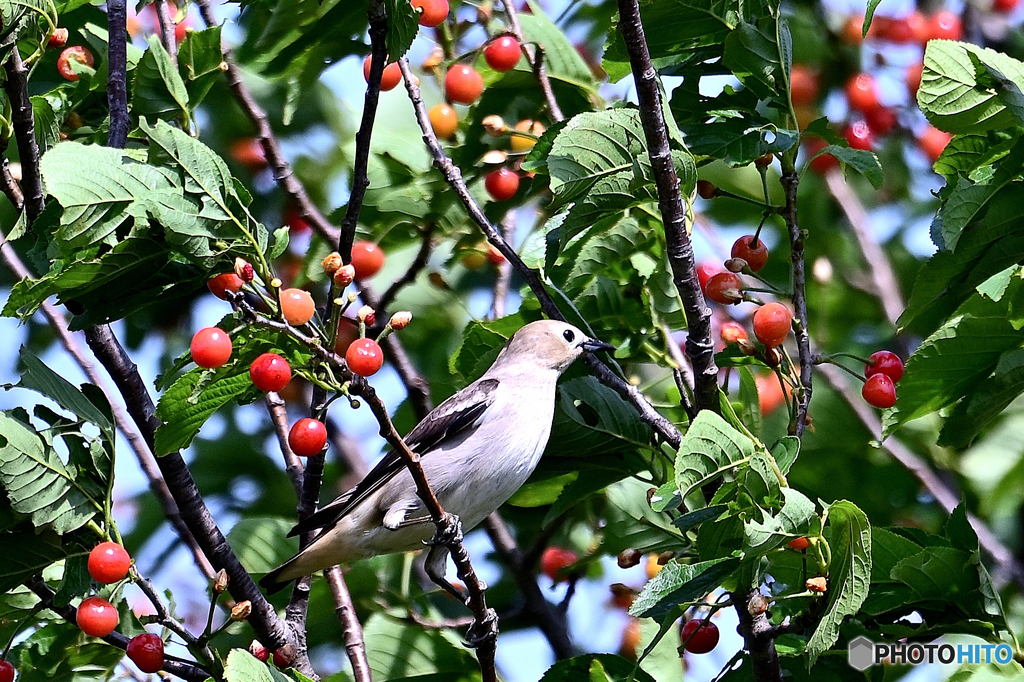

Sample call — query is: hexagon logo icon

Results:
[848,636,875,671]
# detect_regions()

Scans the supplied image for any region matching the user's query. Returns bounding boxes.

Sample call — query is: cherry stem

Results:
[826,351,875,366]
[820,357,867,383]
[751,209,770,246]
[708,186,777,210]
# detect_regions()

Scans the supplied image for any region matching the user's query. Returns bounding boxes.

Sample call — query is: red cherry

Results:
[720,321,748,344]
[845,73,880,113]
[696,262,720,292]
[280,288,316,326]
[250,353,292,392]
[865,106,898,136]
[229,138,267,171]
[350,241,385,279]
[88,541,131,584]
[484,35,522,72]
[284,204,310,234]
[840,15,866,44]
[190,327,233,369]
[485,168,520,201]
[49,27,69,48]
[411,0,448,26]
[805,138,839,174]
[250,643,270,662]
[787,537,810,550]
[752,302,792,347]
[77,597,119,637]
[994,0,1020,13]
[919,126,952,163]
[127,633,164,673]
[362,56,402,91]
[906,63,924,97]
[445,65,484,105]
[288,418,328,457]
[57,46,94,81]
[844,120,874,151]
[757,374,787,415]
[346,338,384,377]
[862,373,896,408]
[681,618,720,654]
[928,10,962,41]
[704,272,743,305]
[207,272,244,300]
[730,235,769,272]
[865,350,904,383]
[882,12,925,42]
[789,65,819,107]
[272,648,291,668]
[0,660,13,682]
[540,547,578,582]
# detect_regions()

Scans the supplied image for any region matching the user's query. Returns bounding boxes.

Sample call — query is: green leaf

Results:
[39,142,174,252]
[918,40,1024,134]
[16,348,112,433]
[603,477,684,555]
[722,19,787,101]
[154,370,253,456]
[884,275,1024,437]
[804,143,884,188]
[805,500,871,667]
[520,2,598,93]
[224,648,278,682]
[771,436,799,476]
[736,367,762,440]
[132,36,190,121]
[539,654,657,682]
[177,26,225,108]
[383,0,419,62]
[890,546,978,601]
[939,347,1024,447]
[674,410,754,502]
[628,557,741,619]
[449,310,539,380]
[742,488,816,554]
[0,411,105,534]
[554,376,653,453]
[362,612,478,679]
[227,517,299,576]
[0,530,64,593]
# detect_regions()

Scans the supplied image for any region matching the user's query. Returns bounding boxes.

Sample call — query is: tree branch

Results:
[3,48,44,222]
[82,326,297,659]
[106,0,130,148]
[338,0,386,260]
[194,0,340,244]
[491,214,514,319]
[350,381,498,682]
[614,0,718,414]
[0,136,24,210]
[500,1,563,122]
[732,589,782,682]
[481,514,574,659]
[779,168,812,436]
[154,0,179,62]
[377,223,435,315]
[325,567,373,682]
[397,57,682,447]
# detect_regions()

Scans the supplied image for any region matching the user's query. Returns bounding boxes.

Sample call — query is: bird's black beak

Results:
[580,338,616,353]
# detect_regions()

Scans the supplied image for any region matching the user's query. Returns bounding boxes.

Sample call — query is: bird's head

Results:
[493,320,615,373]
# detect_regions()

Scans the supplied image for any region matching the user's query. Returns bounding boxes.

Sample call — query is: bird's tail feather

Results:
[259,559,298,594]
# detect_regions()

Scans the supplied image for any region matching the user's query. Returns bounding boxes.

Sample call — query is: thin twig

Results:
[614,0,719,414]
[351,382,498,682]
[194,0,340,244]
[491,214,515,319]
[325,567,373,682]
[154,0,178,62]
[135,574,211,656]
[3,48,44,221]
[397,57,683,447]
[377,224,436,315]
[823,170,903,327]
[265,393,306,497]
[501,1,564,122]
[338,0,387,260]
[779,168,812,436]
[26,576,210,682]
[107,0,130,148]
[0,135,24,210]
[731,588,782,682]
[817,363,1024,590]
[482,514,574,659]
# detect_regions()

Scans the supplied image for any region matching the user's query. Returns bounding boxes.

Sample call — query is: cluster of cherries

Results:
[694,232,905,410]
[190,240,410,458]
[359,0,545,204]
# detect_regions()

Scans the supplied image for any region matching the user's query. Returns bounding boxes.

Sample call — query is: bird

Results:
[259,319,614,595]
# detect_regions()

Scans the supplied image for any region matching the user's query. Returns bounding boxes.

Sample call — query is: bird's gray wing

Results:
[288,377,500,538]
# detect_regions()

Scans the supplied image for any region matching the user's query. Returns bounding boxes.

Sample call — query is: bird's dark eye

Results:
[563,329,575,343]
